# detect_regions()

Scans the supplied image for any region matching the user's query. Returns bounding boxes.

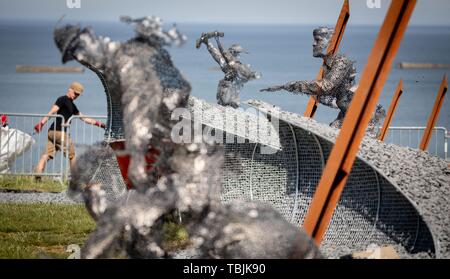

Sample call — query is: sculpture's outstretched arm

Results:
[260,81,307,94]
[261,59,351,97]
[311,60,352,94]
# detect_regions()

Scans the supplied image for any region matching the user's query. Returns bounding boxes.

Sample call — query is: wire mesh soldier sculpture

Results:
[260,27,385,132]
[54,16,192,192]
[120,16,187,47]
[196,31,260,108]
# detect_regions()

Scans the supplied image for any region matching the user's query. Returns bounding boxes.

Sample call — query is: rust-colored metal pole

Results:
[419,74,448,151]
[378,79,404,141]
[303,0,350,118]
[302,0,417,244]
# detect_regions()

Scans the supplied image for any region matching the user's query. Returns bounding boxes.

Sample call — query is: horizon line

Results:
[0,18,449,28]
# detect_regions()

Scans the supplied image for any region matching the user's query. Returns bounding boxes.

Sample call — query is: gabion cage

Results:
[90,96,448,258]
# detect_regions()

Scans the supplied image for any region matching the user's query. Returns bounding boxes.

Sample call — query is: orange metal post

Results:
[419,75,448,151]
[378,79,404,141]
[302,0,417,244]
[304,0,350,118]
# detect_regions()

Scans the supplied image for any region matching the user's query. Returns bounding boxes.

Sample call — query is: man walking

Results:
[34,82,105,180]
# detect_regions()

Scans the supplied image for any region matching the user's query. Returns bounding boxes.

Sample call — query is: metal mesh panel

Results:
[105,102,125,140]
[89,96,436,258]
[88,143,127,202]
[248,121,298,223]
[372,175,434,254]
[213,103,435,258]
[308,133,433,257]
[292,127,324,225]
[220,137,255,202]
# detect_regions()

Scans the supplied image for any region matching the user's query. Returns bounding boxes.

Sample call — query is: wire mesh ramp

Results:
[186,96,450,259]
[86,96,449,258]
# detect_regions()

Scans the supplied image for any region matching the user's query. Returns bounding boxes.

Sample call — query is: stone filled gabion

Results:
[242,99,450,259]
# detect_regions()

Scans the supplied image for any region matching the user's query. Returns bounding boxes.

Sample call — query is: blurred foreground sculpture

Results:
[54,16,191,191]
[260,27,385,132]
[55,17,322,259]
[196,31,260,108]
[71,145,323,259]
[120,16,187,47]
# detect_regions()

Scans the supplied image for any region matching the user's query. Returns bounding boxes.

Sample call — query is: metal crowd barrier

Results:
[1,112,448,185]
[0,113,65,182]
[382,127,448,161]
[62,115,108,180]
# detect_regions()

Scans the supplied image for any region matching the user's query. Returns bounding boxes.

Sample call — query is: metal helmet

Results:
[53,24,82,63]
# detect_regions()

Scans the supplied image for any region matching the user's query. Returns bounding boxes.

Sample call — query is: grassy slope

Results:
[0,203,95,258]
[0,203,190,258]
[0,176,65,192]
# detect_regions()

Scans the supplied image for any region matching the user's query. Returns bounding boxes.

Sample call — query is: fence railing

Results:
[62,115,107,180]
[1,112,448,184]
[381,126,448,161]
[0,113,66,182]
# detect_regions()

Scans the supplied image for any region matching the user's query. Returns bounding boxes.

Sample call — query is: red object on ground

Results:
[109,141,160,189]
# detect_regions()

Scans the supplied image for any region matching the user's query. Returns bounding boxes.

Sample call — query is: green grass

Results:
[0,175,66,193]
[0,203,190,258]
[162,221,190,252]
[0,203,95,258]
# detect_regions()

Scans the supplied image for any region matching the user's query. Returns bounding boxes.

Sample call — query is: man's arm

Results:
[41,105,60,124]
[77,112,106,129]
[34,105,59,133]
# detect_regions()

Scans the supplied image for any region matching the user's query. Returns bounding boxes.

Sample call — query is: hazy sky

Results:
[1,0,450,25]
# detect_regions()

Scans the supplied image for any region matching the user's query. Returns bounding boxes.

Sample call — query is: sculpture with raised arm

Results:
[197,31,260,108]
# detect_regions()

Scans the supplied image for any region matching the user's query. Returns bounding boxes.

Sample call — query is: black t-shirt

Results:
[49,95,79,131]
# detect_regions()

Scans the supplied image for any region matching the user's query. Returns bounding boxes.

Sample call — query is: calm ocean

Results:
[0,20,449,129]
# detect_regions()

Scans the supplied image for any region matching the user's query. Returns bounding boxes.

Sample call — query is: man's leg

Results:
[60,132,76,172]
[35,154,49,177]
[34,131,56,181]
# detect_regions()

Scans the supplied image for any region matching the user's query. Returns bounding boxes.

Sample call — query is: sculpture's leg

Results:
[122,86,162,192]
[330,110,345,129]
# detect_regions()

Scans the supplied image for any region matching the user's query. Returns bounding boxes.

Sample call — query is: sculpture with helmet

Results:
[196,31,260,108]
[260,26,386,133]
